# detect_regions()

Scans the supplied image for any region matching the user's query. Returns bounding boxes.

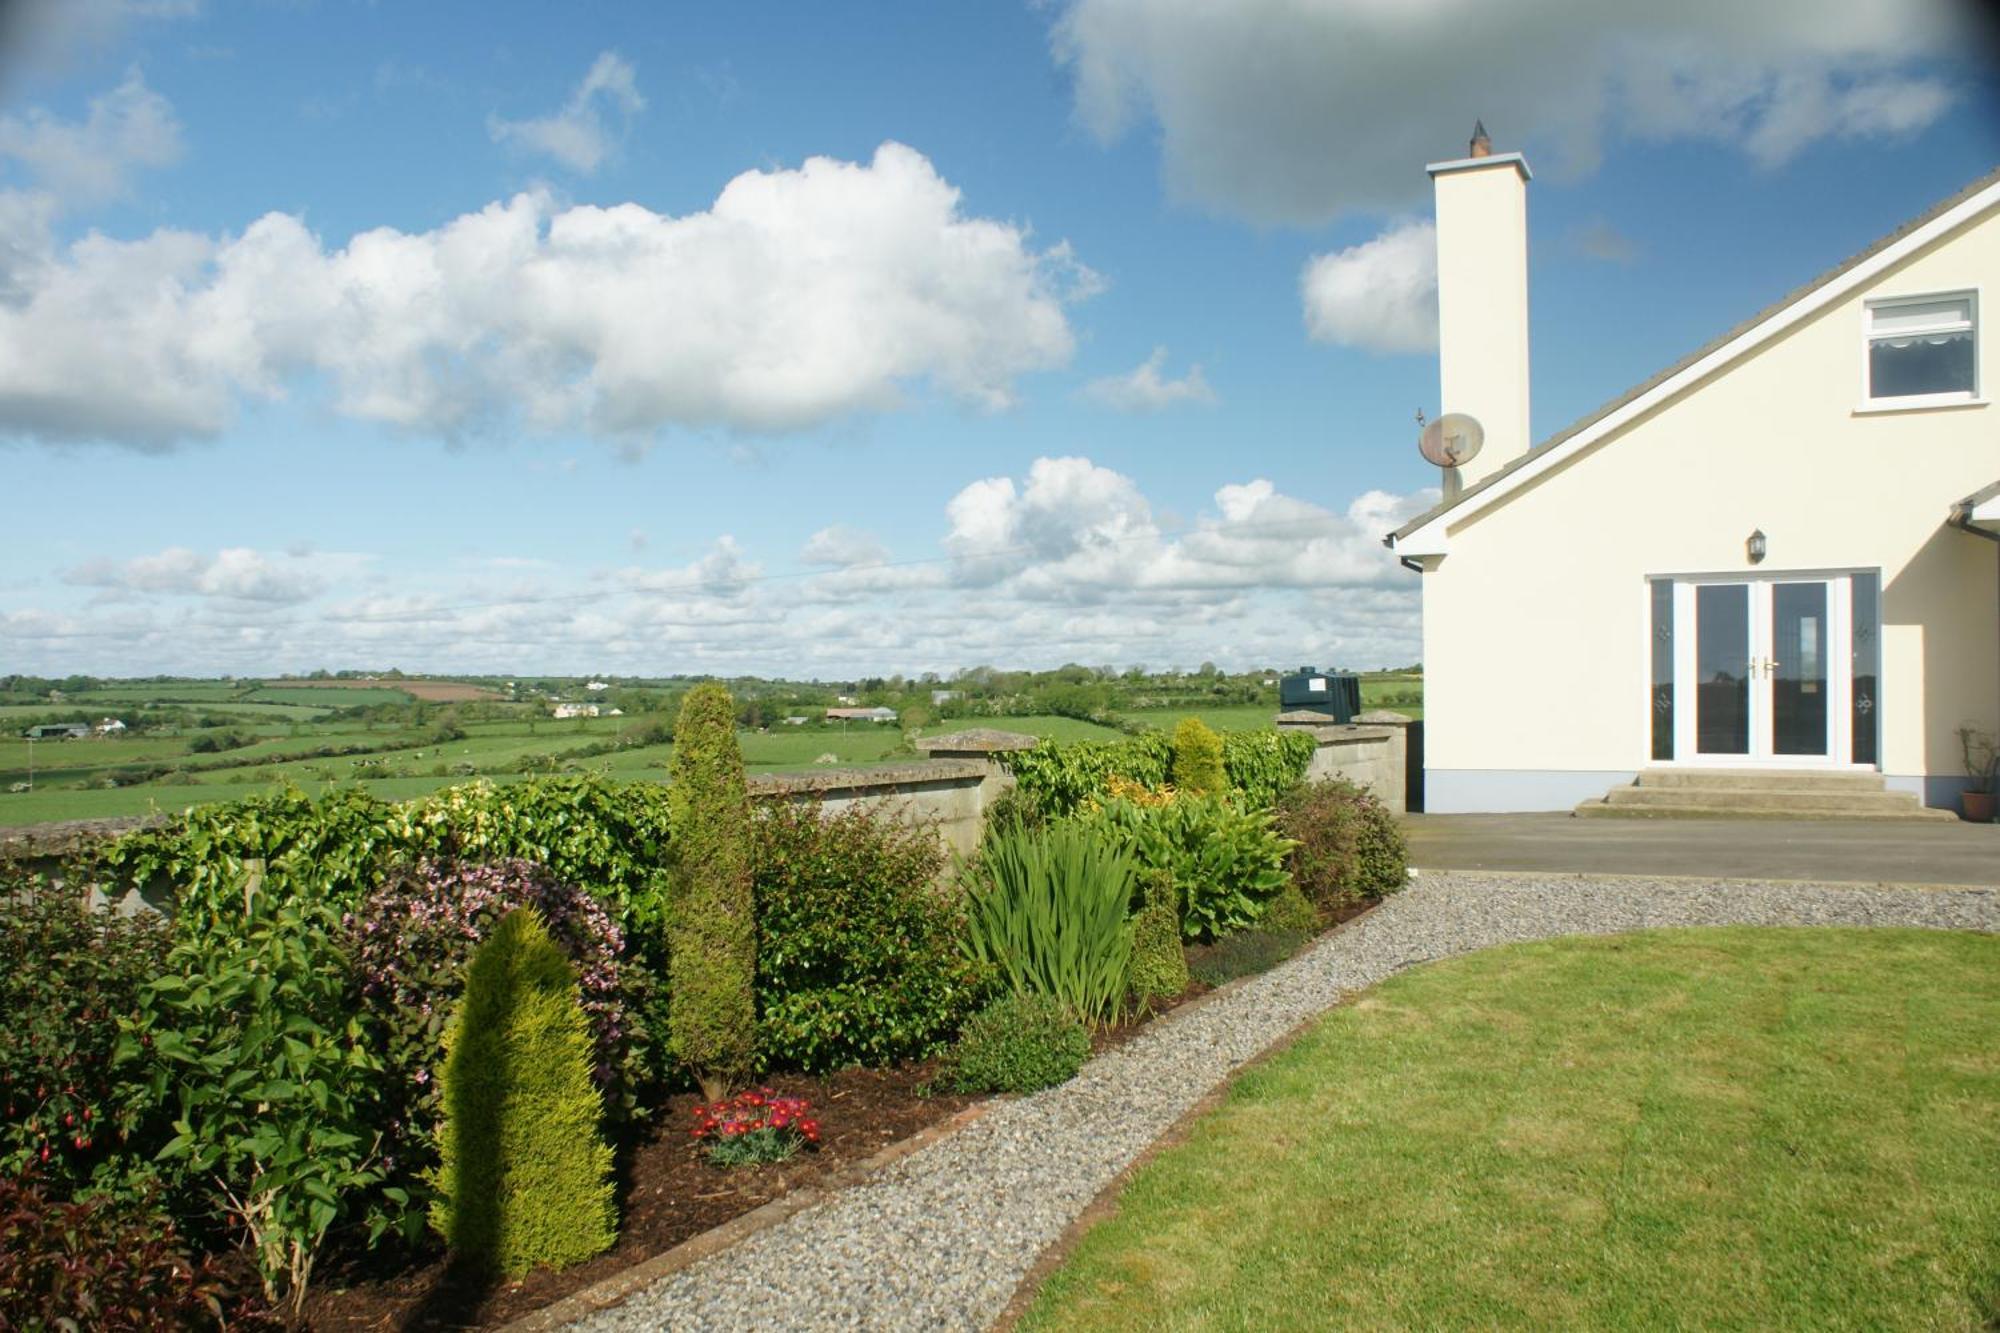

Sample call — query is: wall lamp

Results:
[1746,529,1767,564]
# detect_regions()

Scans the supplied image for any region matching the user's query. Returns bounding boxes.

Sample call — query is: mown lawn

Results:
[1025,928,2000,1332]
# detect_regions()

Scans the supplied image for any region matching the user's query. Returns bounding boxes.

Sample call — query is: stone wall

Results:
[1273,709,1413,814]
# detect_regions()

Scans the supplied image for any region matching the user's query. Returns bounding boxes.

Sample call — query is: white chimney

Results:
[1429,122,1531,494]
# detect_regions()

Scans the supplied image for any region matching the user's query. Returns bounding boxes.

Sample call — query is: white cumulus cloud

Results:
[1302,219,1437,354]
[489,50,645,175]
[1051,0,1968,224]
[1082,346,1217,412]
[0,141,1094,448]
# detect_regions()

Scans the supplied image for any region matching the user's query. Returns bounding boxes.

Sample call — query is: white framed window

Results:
[1864,291,1977,405]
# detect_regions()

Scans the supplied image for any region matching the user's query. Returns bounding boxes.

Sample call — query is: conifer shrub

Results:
[666,684,756,1101]
[1169,717,1226,795]
[1127,871,1189,1005]
[936,992,1091,1095]
[430,908,615,1278]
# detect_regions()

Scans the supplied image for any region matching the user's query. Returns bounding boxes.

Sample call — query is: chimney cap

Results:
[1468,120,1492,157]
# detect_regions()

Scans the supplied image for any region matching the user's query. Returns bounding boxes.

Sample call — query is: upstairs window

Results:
[1865,293,1976,403]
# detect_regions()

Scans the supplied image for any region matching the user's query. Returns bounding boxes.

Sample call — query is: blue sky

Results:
[2,0,1995,678]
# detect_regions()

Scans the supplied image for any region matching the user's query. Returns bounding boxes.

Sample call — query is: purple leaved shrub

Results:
[341,859,654,1191]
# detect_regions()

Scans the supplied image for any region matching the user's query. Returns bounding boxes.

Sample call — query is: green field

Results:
[0,676,1423,827]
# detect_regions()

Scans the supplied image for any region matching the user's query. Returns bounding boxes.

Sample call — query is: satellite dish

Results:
[1418,412,1484,468]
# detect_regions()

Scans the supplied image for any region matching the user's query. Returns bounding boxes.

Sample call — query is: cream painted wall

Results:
[1421,198,2000,805]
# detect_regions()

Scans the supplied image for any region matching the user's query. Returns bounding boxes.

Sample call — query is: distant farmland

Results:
[0,674,1422,829]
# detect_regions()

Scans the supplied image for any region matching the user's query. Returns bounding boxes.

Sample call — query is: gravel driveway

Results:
[569,872,2000,1332]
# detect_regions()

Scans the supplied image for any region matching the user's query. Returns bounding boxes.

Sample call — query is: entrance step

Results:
[1632,768,1887,793]
[1574,771,1954,821]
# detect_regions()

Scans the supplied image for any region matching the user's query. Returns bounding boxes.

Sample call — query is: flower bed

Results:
[303,1064,974,1331]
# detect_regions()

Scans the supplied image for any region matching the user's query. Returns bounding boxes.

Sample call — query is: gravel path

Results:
[571,872,2000,1333]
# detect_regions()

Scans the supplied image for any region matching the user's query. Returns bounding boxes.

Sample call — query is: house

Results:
[585,680,610,692]
[1387,129,2000,816]
[94,718,126,735]
[825,706,898,724]
[551,702,601,720]
[25,723,89,739]
[781,715,809,725]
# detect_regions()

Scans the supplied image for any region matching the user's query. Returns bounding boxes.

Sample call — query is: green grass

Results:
[1025,928,2000,1332]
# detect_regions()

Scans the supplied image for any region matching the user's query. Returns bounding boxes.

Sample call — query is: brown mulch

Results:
[303,1063,974,1332]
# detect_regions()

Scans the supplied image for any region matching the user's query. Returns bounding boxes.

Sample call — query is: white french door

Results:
[1663,574,1865,767]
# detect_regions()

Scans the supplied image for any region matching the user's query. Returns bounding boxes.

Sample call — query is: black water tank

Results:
[1278,667,1361,723]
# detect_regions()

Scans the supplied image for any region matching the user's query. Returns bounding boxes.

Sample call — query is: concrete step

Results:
[1575,780,1955,821]
[1633,768,1886,793]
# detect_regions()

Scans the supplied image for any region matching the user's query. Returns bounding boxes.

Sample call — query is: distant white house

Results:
[834,695,858,706]
[552,702,601,720]
[826,706,898,724]
[585,681,610,692]
[931,689,962,705]
[781,715,809,725]
[94,718,126,735]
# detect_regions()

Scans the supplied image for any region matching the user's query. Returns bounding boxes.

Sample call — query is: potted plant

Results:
[1956,726,1998,823]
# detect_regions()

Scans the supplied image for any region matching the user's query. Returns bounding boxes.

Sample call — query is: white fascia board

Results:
[1393,525,1449,558]
[1394,177,2000,552]
[1973,493,2000,523]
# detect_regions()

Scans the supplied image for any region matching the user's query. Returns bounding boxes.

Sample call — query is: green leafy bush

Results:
[937,992,1091,1094]
[1076,795,1294,942]
[751,804,989,1072]
[95,775,674,930]
[1170,718,1226,795]
[430,908,615,1278]
[1273,779,1409,914]
[0,875,170,1197]
[116,896,391,1321]
[962,823,1135,1026]
[1000,734,1172,818]
[666,684,757,1100]
[1127,872,1188,1005]
[1001,728,1315,817]
[1221,729,1318,809]
[0,1175,270,1330]
[1187,927,1310,988]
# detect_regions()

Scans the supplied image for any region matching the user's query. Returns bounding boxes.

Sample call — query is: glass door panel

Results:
[1770,582,1829,756]
[1695,583,1750,755]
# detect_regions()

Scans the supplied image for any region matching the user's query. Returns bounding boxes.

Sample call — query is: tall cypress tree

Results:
[666,682,756,1100]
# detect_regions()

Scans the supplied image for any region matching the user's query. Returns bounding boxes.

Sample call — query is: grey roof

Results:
[1392,162,2000,544]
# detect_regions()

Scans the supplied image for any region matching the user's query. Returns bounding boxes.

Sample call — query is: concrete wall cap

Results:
[913,728,1042,753]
